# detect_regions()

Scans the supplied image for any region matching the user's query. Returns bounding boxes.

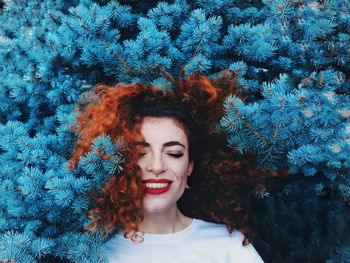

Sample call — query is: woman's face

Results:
[137,117,194,215]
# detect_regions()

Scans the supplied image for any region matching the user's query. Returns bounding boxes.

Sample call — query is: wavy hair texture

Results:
[69,72,277,246]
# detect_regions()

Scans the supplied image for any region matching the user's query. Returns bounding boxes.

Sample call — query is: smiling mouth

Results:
[143,180,172,195]
[145,182,171,188]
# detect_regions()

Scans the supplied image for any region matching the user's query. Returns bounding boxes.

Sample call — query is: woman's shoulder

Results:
[193,219,264,262]
[104,218,243,245]
[194,218,244,240]
[104,231,128,250]
[104,219,264,262]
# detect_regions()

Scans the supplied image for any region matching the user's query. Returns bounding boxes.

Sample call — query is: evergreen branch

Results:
[19,140,34,150]
[273,121,308,146]
[13,0,25,19]
[222,115,240,127]
[114,52,134,75]
[65,22,74,32]
[114,66,129,75]
[100,37,136,76]
[46,185,65,190]
[260,145,275,163]
[302,73,324,88]
[179,30,206,77]
[273,123,280,140]
[158,65,176,87]
[260,123,280,163]
[191,34,205,60]
[302,76,318,86]
[71,10,136,76]
[230,102,270,145]
[48,12,61,26]
[73,12,82,20]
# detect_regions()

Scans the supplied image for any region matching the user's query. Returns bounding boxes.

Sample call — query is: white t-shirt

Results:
[105,218,264,263]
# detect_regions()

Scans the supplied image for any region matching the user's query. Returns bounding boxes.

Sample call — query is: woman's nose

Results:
[146,154,166,175]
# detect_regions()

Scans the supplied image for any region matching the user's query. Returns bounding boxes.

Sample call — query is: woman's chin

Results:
[142,200,175,215]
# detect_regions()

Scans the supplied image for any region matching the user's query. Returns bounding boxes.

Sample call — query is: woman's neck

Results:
[138,206,193,234]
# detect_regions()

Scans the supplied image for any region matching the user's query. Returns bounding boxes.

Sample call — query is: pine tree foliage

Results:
[0,0,349,262]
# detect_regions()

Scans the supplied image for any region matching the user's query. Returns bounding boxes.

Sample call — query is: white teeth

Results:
[145,183,170,189]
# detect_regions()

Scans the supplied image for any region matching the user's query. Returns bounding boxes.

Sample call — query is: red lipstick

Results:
[143,179,172,195]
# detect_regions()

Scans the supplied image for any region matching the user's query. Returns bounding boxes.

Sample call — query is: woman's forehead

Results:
[140,117,189,146]
[141,116,182,126]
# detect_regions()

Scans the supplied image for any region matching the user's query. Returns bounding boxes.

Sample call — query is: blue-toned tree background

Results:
[0,0,349,262]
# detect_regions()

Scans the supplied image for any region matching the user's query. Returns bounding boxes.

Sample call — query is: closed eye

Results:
[168,153,184,158]
[138,152,183,158]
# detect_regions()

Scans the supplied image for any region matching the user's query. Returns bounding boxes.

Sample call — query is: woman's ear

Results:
[188,161,194,176]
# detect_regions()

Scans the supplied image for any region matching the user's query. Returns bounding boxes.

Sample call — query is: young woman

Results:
[69,73,269,262]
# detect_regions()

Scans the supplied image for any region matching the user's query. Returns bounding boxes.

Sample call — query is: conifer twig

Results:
[230,103,270,145]
[179,32,206,79]
[73,12,136,76]
[13,0,25,19]
[19,140,34,150]
[114,51,134,74]
[273,123,280,140]
[100,37,136,76]
[158,65,176,87]
[302,73,324,87]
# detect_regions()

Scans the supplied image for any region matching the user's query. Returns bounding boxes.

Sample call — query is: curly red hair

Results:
[69,73,275,246]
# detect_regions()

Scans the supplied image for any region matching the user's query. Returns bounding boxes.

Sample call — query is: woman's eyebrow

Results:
[135,141,185,148]
[163,141,185,148]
